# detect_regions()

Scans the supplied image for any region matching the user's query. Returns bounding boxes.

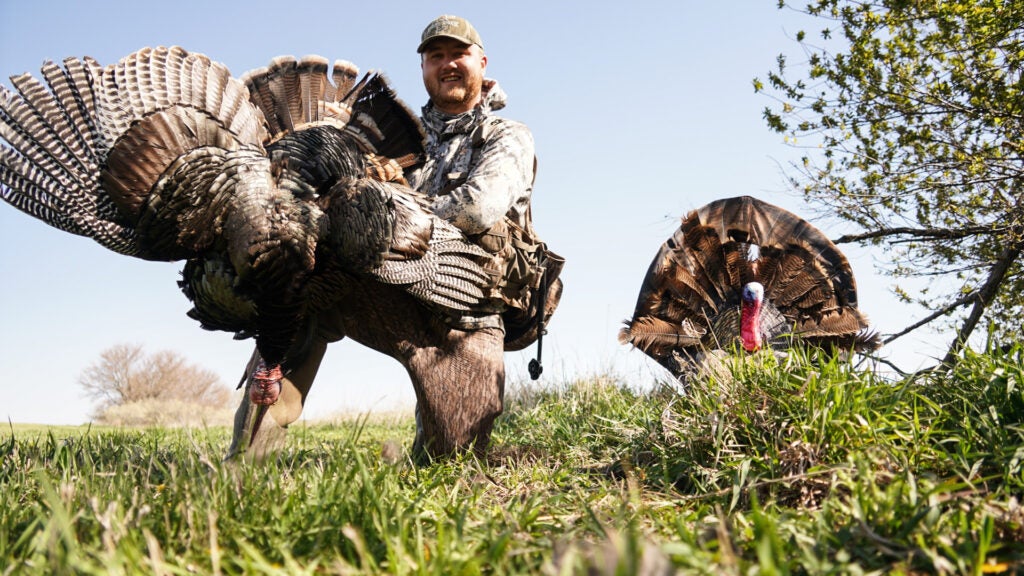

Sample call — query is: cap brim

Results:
[417,35,477,53]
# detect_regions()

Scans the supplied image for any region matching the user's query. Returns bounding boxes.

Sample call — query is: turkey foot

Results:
[250,361,283,405]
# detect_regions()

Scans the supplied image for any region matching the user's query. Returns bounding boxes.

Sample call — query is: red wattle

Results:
[740,300,762,352]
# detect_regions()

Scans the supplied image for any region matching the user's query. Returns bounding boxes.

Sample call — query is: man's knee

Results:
[411,328,506,461]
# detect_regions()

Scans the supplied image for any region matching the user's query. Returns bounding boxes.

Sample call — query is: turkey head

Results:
[619,195,880,381]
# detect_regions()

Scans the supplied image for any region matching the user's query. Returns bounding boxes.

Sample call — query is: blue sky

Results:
[0,1,950,425]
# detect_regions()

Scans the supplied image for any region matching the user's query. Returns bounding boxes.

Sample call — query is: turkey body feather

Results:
[0,46,493,370]
[620,195,880,381]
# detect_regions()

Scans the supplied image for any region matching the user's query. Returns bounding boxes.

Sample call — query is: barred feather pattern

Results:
[620,195,880,381]
[320,176,491,311]
[375,235,492,310]
[240,54,425,169]
[2,45,494,370]
[0,46,267,257]
[0,60,134,252]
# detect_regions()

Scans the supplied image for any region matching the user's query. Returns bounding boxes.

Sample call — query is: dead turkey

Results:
[0,46,494,395]
[619,195,880,381]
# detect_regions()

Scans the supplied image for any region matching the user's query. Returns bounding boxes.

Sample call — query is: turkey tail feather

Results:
[0,60,136,253]
[331,60,360,104]
[1,46,269,258]
[243,55,362,137]
[340,73,425,167]
[623,195,880,380]
[240,55,423,174]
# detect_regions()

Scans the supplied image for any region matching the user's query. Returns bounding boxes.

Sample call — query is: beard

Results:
[425,69,484,113]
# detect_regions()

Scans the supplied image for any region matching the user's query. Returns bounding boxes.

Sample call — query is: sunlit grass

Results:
[2,341,1022,574]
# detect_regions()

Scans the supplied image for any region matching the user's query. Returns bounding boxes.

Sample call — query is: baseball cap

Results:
[417,15,484,53]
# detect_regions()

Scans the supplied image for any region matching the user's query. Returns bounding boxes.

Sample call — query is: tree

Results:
[80,343,232,415]
[756,0,1023,365]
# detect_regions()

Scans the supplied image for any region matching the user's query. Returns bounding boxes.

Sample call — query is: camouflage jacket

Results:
[407,79,535,236]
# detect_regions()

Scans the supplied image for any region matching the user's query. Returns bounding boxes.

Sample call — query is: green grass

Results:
[2,341,1023,574]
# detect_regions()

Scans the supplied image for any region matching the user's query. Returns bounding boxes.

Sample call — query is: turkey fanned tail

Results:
[621,195,880,381]
[0,46,494,370]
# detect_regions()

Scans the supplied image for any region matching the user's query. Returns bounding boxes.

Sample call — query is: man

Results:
[228,15,539,463]
[403,14,539,457]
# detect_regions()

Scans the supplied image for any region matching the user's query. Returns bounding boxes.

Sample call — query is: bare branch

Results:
[882,293,976,345]
[941,242,1023,366]
[833,225,1003,245]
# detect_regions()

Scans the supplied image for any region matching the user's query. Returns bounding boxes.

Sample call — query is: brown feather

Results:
[1,46,486,369]
[623,196,879,381]
[331,60,359,103]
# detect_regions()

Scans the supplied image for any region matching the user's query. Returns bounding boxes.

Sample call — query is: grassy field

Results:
[2,342,1023,575]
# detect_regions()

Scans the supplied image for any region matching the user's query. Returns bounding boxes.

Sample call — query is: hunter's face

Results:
[421,38,487,114]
